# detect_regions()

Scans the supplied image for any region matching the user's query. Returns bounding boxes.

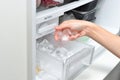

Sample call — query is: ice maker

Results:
[36,33,94,80]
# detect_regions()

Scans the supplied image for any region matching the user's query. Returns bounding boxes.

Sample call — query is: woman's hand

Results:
[55,19,120,58]
[55,20,94,40]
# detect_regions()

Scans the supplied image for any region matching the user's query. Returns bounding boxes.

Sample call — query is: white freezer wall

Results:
[95,0,120,32]
[0,0,27,80]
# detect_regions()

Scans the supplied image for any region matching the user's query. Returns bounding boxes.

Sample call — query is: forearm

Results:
[85,24,120,58]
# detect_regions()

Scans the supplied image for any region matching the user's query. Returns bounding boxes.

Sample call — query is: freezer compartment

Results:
[36,33,94,80]
[36,18,59,38]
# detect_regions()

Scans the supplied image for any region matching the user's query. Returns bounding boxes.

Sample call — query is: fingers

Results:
[69,31,86,40]
[54,30,62,41]
[55,30,86,41]
[54,31,59,41]
[55,27,86,41]
[69,34,81,40]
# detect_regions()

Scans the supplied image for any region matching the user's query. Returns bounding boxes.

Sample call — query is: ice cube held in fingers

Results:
[55,29,72,41]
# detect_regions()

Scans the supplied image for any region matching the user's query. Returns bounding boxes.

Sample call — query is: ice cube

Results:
[38,39,54,53]
[52,47,68,60]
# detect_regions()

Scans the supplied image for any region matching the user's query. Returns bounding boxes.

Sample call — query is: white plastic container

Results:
[36,34,94,80]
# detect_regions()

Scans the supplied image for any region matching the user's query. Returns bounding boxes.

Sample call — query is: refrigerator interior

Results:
[28,0,120,80]
[36,0,79,12]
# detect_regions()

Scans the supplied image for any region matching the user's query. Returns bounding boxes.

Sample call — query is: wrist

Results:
[83,22,98,37]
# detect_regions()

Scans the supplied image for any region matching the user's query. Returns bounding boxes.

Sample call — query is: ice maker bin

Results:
[36,34,94,80]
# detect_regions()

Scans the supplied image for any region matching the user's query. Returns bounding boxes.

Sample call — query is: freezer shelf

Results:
[36,33,94,80]
[36,0,93,23]
[36,18,59,39]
